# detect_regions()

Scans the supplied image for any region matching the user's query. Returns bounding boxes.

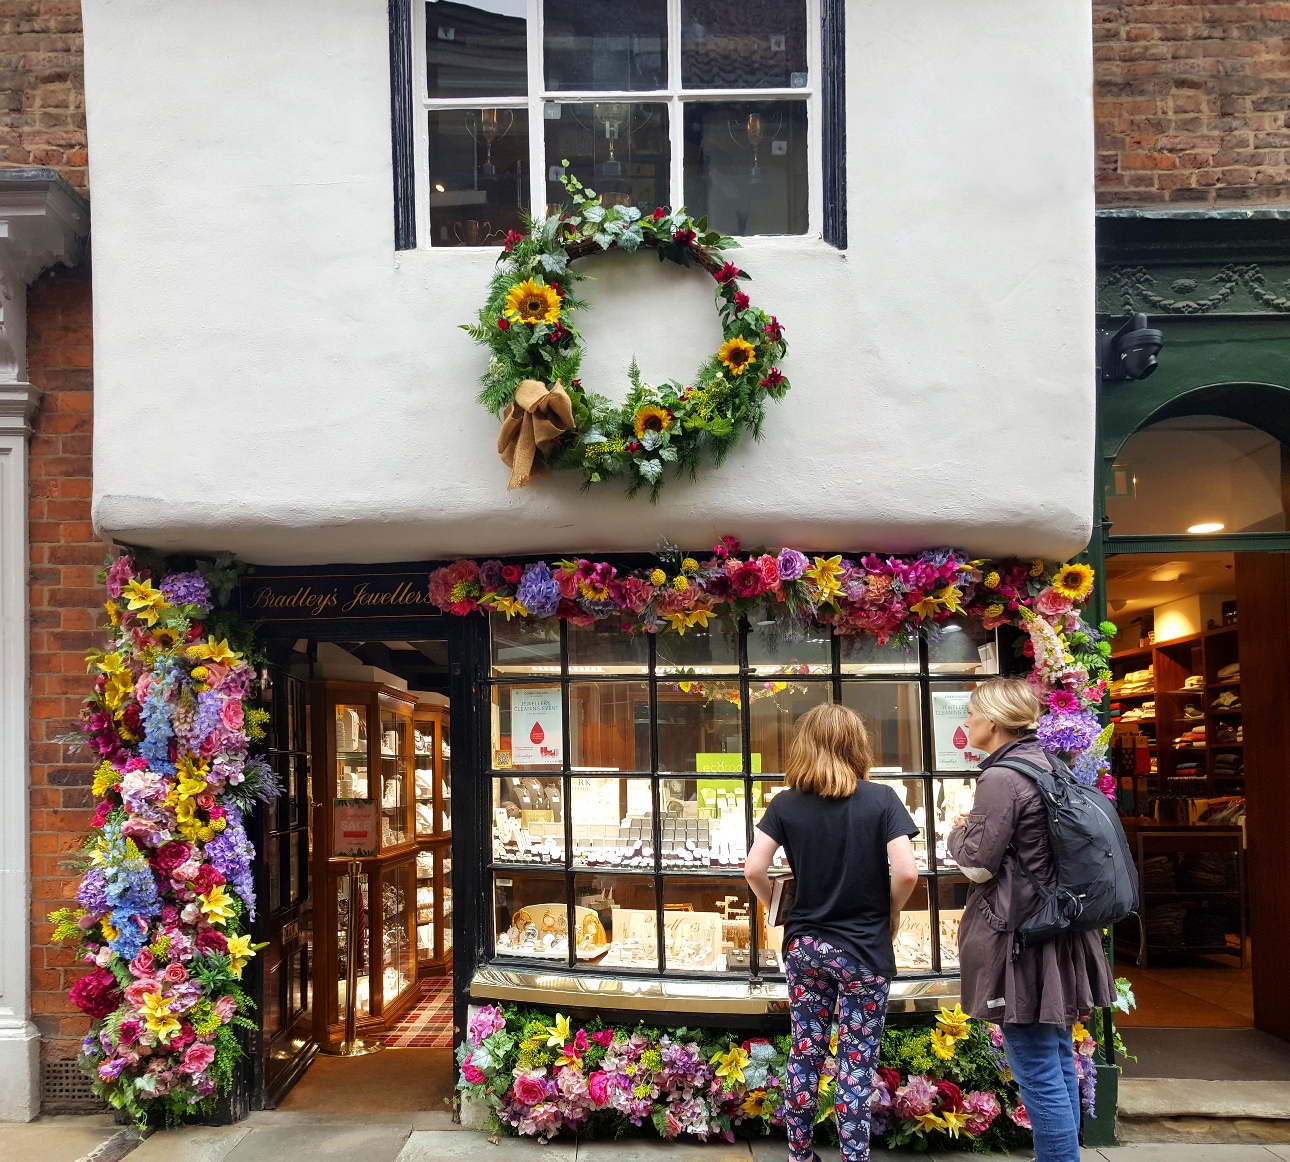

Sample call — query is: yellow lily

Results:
[226,933,256,978]
[709,1044,750,1087]
[914,1112,947,1133]
[545,1012,571,1047]
[930,1028,958,1060]
[829,1030,839,1055]
[940,1108,972,1138]
[104,671,135,711]
[140,991,181,1043]
[910,592,944,619]
[485,595,529,620]
[95,651,129,676]
[936,584,966,617]
[661,609,712,635]
[187,636,241,666]
[198,884,236,924]
[123,579,169,626]
[803,555,844,604]
[936,1002,971,1040]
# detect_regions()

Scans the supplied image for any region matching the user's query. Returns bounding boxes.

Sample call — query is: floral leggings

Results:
[785,935,891,1162]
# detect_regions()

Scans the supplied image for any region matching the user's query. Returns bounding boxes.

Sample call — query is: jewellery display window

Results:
[413,702,453,976]
[482,613,1003,982]
[414,704,451,839]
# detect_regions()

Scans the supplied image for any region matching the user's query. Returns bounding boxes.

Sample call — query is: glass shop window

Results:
[419,0,815,245]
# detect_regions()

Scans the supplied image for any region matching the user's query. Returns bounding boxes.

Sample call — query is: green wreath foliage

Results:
[462,169,792,500]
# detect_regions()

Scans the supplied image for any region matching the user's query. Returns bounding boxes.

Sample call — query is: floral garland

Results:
[455,1001,1114,1148]
[429,539,1115,795]
[49,556,280,1126]
[464,172,790,499]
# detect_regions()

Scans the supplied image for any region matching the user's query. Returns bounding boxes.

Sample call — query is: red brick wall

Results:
[0,0,87,190]
[27,258,102,1064]
[1095,2,1290,206]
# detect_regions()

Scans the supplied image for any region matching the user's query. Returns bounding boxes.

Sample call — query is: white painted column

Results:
[0,170,87,1122]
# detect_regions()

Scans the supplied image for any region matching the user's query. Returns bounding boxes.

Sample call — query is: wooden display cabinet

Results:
[414,703,453,976]
[311,681,422,1045]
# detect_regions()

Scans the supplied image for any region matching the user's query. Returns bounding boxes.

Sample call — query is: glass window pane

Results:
[748,681,831,775]
[937,875,970,971]
[429,108,530,247]
[568,618,649,675]
[838,633,919,674]
[543,0,667,92]
[929,681,987,772]
[493,871,569,959]
[544,102,669,218]
[491,684,563,770]
[381,863,414,1006]
[656,613,739,675]
[681,0,808,90]
[873,776,928,871]
[379,708,409,849]
[660,778,745,868]
[657,680,743,772]
[574,873,653,964]
[425,0,527,99]
[894,878,932,974]
[754,898,784,974]
[928,622,999,674]
[336,871,371,1017]
[840,681,923,774]
[747,618,831,675]
[683,100,808,236]
[491,614,562,676]
[570,776,654,868]
[662,877,750,973]
[492,776,566,864]
[570,681,649,770]
[934,777,978,871]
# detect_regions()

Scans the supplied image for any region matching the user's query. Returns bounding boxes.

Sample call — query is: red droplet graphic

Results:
[529,722,545,744]
[953,726,968,750]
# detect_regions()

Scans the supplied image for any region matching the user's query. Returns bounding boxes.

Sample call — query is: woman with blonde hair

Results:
[745,702,920,1162]
[948,678,1115,1162]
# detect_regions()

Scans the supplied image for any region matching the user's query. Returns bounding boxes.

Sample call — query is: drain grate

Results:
[41,1056,106,1113]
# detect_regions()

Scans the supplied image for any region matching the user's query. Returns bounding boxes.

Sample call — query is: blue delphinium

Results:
[140,658,178,767]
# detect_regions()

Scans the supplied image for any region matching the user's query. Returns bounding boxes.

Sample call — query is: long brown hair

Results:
[784,702,873,799]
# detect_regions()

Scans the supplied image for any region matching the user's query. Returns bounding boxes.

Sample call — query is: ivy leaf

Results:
[637,458,662,482]
[583,428,606,444]
[593,231,613,248]
[658,444,678,462]
[539,251,567,275]
[584,204,607,223]
[640,429,664,452]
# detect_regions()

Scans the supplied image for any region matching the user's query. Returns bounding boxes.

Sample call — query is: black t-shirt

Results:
[758,781,918,980]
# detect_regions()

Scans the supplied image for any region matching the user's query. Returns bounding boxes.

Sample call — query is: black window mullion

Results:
[560,620,576,969]
[917,631,942,975]
[738,619,760,981]
[649,632,665,972]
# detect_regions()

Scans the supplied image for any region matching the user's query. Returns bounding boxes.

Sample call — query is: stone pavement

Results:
[6,1114,1290,1162]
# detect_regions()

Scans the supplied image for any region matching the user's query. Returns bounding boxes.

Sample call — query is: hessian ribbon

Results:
[497,378,575,490]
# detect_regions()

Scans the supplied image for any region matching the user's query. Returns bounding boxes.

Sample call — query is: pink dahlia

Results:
[460,1054,487,1085]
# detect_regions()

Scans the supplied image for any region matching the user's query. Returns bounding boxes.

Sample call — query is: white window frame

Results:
[411,0,823,249]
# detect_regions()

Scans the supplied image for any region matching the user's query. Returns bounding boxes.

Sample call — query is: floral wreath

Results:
[464,169,790,499]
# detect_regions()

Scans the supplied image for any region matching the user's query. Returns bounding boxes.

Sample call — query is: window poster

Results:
[332,798,379,857]
[931,690,985,771]
[510,687,563,766]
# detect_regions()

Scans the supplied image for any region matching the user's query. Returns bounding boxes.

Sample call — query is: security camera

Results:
[1099,313,1163,383]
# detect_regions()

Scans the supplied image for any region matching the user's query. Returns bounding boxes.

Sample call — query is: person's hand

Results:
[950,810,971,830]
[890,911,901,940]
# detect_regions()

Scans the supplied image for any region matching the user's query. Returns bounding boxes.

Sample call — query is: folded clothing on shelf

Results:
[1211,690,1241,711]
[1143,855,1177,893]
[1212,725,1242,744]
[1217,662,1241,681]
[1184,908,1231,950]
[1178,852,1229,892]
[1145,902,1187,950]
[1113,666,1154,697]
[1182,704,1205,722]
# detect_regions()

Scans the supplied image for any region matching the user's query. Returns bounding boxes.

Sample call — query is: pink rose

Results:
[124,979,160,1008]
[1034,587,1073,618]
[214,995,238,1022]
[181,1042,216,1074]
[512,1072,548,1106]
[588,1070,609,1105]
[590,1030,614,1047]
[219,699,244,730]
[196,792,216,810]
[1009,1101,1032,1130]
[162,963,188,984]
[460,1054,487,1085]
[154,841,191,876]
[129,948,154,977]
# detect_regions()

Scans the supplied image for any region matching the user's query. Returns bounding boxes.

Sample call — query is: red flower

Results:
[91,799,112,828]
[765,315,784,342]
[672,227,696,247]
[189,864,224,896]
[497,318,511,330]
[734,291,750,312]
[120,702,142,736]
[714,261,741,285]
[549,322,570,344]
[70,967,121,1020]
[195,928,228,956]
[651,206,668,221]
[501,564,523,585]
[503,229,525,252]
[729,562,767,599]
[154,841,191,876]
[760,368,786,390]
[876,1067,902,1094]
[755,554,780,588]
[935,1079,965,1111]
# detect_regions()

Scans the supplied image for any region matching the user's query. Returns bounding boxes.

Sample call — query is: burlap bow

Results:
[497,378,575,490]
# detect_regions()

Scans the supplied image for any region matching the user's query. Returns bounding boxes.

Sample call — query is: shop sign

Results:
[509,687,563,766]
[332,798,379,856]
[239,570,445,622]
[931,691,985,771]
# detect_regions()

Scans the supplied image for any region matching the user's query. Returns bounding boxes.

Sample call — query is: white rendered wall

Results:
[82,0,1095,565]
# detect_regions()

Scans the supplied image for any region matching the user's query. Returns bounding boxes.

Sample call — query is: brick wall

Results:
[1095,2,1290,206]
[0,0,86,190]
[26,258,103,1067]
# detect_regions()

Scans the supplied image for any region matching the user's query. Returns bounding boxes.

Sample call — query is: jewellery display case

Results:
[311,681,422,1045]
[414,701,453,976]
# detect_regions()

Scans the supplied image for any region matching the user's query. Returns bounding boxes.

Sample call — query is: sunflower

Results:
[717,335,757,375]
[503,278,562,326]
[632,403,672,437]
[1051,562,1095,602]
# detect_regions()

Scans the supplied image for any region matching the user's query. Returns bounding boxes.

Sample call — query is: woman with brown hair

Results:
[745,703,920,1162]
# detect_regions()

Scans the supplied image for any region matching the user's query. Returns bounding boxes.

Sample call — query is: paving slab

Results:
[0,1114,120,1162]
[1119,1078,1290,1119]
[127,1124,250,1162]
[575,1142,750,1162]
[1119,1028,1290,1082]
[222,1123,411,1162]
[399,1130,575,1162]
[1093,1146,1284,1160]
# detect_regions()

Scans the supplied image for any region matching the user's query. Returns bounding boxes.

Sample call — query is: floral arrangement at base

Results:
[455,1001,1119,1151]
[49,555,280,1127]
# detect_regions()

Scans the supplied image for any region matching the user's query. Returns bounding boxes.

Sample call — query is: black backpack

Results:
[994,753,1138,956]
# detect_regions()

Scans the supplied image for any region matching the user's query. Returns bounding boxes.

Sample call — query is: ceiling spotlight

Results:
[1099,313,1164,383]
[434,183,446,192]
[1187,522,1225,534]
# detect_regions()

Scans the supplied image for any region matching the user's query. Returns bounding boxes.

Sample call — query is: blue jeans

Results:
[1002,1023,1081,1162]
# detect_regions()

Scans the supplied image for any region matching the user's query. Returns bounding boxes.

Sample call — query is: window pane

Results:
[656,613,739,675]
[684,100,808,236]
[657,680,743,772]
[928,622,999,675]
[491,614,561,676]
[873,776,928,871]
[567,618,649,675]
[428,108,530,247]
[544,102,669,218]
[660,778,745,868]
[570,681,650,770]
[747,618,831,675]
[492,776,565,864]
[894,878,932,974]
[491,684,563,770]
[937,875,970,971]
[934,777,977,871]
[493,871,569,959]
[929,681,987,772]
[574,873,653,964]
[336,872,371,1016]
[748,680,831,774]
[599,902,660,969]
[662,877,750,973]
[838,633,919,674]
[570,776,653,867]
[681,0,808,90]
[840,681,923,773]
[543,0,667,92]
[425,0,527,99]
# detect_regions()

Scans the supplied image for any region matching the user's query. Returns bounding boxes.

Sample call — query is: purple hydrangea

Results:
[160,571,213,612]
[776,548,808,581]
[77,867,109,914]
[205,804,257,919]
[1037,710,1102,754]
[516,561,561,619]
